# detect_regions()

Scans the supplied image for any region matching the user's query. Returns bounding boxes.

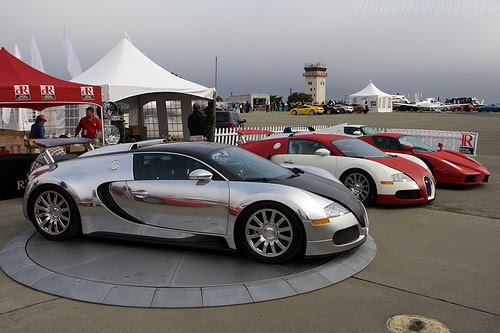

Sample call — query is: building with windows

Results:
[303,62,327,104]
[226,93,270,111]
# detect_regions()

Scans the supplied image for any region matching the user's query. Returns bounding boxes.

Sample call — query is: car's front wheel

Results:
[236,202,304,263]
[340,169,376,206]
[309,110,315,115]
[28,186,81,240]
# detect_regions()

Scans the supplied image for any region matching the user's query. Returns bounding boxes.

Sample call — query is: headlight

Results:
[390,173,412,182]
[324,202,350,218]
[311,202,350,225]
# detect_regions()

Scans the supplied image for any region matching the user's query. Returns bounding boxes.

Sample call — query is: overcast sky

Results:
[1,0,499,103]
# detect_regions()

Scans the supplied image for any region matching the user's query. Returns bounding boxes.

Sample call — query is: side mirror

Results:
[438,142,443,150]
[240,119,247,123]
[315,148,330,156]
[189,169,213,181]
[403,145,414,153]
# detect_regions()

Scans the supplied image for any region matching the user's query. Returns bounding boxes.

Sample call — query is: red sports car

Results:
[359,133,490,185]
[240,133,436,206]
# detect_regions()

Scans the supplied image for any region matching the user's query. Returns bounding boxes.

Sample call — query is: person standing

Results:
[187,102,205,142]
[29,114,47,139]
[75,106,102,140]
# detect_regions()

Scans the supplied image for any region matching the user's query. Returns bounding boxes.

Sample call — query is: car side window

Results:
[288,140,330,155]
[372,136,391,149]
[343,127,357,135]
[134,154,222,181]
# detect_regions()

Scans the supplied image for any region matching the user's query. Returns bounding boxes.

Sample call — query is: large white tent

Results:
[72,37,214,101]
[72,37,215,140]
[349,81,392,113]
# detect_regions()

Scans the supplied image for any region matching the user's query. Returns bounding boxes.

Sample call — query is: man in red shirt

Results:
[75,106,102,140]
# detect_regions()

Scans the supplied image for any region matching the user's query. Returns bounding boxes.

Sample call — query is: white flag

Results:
[14,43,22,60]
[30,36,45,72]
[62,26,82,79]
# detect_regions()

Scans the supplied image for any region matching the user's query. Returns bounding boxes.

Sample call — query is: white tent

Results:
[71,37,215,102]
[349,81,393,113]
[72,37,215,140]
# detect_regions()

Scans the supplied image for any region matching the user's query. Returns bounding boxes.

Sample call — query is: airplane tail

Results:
[414,93,420,103]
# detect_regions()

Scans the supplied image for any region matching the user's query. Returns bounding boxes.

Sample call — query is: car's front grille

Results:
[424,176,434,198]
[465,175,478,182]
[332,226,360,245]
[395,189,421,199]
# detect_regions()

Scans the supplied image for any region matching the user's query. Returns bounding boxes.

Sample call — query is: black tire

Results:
[235,202,304,263]
[28,186,82,240]
[340,169,376,206]
[292,110,297,115]
[309,110,315,115]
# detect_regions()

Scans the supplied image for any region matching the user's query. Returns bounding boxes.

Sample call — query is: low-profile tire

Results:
[340,169,376,206]
[236,202,304,263]
[292,110,297,115]
[28,186,82,240]
[309,110,315,115]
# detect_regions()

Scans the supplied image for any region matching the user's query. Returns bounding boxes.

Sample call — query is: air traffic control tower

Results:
[303,62,327,104]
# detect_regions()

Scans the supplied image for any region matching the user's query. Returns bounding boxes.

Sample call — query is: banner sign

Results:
[40,85,56,100]
[459,132,478,156]
[14,85,30,100]
[81,86,95,100]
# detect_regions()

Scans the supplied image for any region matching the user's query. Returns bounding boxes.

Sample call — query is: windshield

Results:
[331,138,388,158]
[398,136,436,152]
[361,126,378,135]
[208,146,293,181]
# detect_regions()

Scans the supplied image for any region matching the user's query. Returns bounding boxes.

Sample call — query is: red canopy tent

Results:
[0,47,102,110]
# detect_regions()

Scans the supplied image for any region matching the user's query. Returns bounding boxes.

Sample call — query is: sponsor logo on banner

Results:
[81,86,95,100]
[14,85,31,100]
[459,132,477,156]
[40,85,56,100]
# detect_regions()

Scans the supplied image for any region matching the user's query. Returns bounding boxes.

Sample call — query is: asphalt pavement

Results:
[1,111,499,332]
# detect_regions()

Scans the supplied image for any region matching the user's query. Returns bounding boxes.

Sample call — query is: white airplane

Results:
[396,94,450,112]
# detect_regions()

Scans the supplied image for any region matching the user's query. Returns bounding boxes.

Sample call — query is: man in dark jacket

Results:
[187,102,205,141]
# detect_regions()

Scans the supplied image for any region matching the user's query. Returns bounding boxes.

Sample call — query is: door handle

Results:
[284,160,294,164]
[131,190,149,199]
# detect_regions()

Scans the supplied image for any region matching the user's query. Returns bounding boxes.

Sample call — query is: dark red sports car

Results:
[359,133,490,185]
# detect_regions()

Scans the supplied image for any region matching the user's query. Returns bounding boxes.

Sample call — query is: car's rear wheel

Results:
[292,110,297,115]
[340,169,376,206]
[236,202,304,263]
[28,186,81,240]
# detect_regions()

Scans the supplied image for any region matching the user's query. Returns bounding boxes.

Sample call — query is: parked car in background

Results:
[317,123,378,137]
[23,139,369,263]
[336,105,354,113]
[359,133,490,185]
[239,133,435,206]
[216,110,246,128]
[477,104,500,112]
[289,105,324,115]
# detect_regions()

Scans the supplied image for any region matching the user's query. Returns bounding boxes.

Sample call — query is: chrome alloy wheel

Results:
[244,208,293,258]
[34,190,72,236]
[343,172,370,202]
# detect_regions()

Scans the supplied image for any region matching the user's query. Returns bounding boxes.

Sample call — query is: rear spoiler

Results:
[32,138,95,171]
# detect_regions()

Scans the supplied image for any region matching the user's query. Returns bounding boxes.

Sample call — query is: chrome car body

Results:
[23,140,368,263]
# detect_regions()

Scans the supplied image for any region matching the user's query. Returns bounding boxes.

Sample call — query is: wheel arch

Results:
[233,200,307,255]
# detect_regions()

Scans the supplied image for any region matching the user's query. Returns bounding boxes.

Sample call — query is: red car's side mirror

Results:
[438,142,443,150]
[403,145,414,153]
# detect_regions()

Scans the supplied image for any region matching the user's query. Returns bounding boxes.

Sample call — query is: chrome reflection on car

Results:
[244,208,293,258]
[34,190,71,236]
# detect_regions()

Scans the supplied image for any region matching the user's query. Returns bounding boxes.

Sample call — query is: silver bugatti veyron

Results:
[23,139,369,263]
